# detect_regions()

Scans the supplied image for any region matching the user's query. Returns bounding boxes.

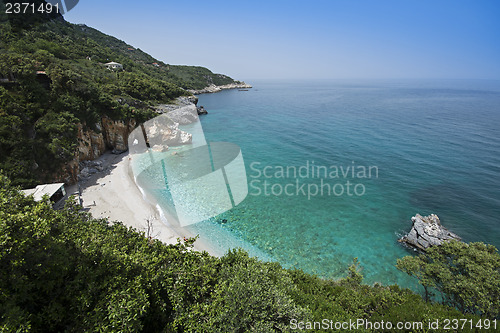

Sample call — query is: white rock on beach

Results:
[145,118,192,146]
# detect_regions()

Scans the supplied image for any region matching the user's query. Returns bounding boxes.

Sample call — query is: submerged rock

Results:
[399,213,461,251]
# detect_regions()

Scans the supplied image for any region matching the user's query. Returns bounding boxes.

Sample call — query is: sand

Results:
[66,151,220,256]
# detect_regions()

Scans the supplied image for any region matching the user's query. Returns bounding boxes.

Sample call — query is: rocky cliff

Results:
[55,90,221,184]
[63,96,201,183]
[188,82,252,95]
[156,96,208,116]
[77,117,136,160]
[51,117,136,184]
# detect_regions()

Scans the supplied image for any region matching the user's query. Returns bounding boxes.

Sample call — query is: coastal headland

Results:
[188,82,252,94]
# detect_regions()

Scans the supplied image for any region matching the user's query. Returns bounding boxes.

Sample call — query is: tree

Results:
[397,240,500,318]
[345,257,363,286]
[0,172,483,331]
[178,249,311,332]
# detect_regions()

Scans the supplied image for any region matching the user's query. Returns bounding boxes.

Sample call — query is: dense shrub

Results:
[397,241,500,318]
[0,174,485,332]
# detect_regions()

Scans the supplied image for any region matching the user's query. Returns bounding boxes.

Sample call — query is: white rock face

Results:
[146,116,192,147]
[179,131,192,144]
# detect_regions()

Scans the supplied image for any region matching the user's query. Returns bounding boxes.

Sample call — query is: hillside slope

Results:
[0,6,242,187]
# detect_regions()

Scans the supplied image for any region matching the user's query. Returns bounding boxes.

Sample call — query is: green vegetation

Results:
[0,174,490,332]
[397,240,500,318]
[1,4,498,332]
[0,6,239,187]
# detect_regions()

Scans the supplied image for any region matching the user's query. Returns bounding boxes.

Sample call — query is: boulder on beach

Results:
[399,213,461,251]
[145,116,192,146]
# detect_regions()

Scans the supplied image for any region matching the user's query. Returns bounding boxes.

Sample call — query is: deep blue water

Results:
[143,79,500,288]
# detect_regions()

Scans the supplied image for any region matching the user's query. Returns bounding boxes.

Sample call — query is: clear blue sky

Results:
[63,0,500,81]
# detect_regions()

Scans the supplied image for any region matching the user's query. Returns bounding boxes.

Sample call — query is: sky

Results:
[63,0,500,81]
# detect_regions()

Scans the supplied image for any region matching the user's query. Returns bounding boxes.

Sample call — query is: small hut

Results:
[22,183,67,208]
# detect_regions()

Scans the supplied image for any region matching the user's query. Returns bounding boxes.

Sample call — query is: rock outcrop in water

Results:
[399,213,461,251]
[68,97,199,184]
[51,117,137,184]
[197,106,208,115]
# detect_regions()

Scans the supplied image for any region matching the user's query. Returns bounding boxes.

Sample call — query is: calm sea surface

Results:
[142,79,500,288]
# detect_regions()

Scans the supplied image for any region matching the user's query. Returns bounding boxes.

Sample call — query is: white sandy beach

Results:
[67,151,220,256]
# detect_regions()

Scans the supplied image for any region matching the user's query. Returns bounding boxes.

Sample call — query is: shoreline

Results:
[67,151,222,256]
[188,82,252,95]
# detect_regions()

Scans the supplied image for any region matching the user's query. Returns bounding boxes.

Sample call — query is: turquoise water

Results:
[144,80,500,288]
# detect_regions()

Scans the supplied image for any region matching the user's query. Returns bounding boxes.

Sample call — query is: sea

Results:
[136,79,500,289]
